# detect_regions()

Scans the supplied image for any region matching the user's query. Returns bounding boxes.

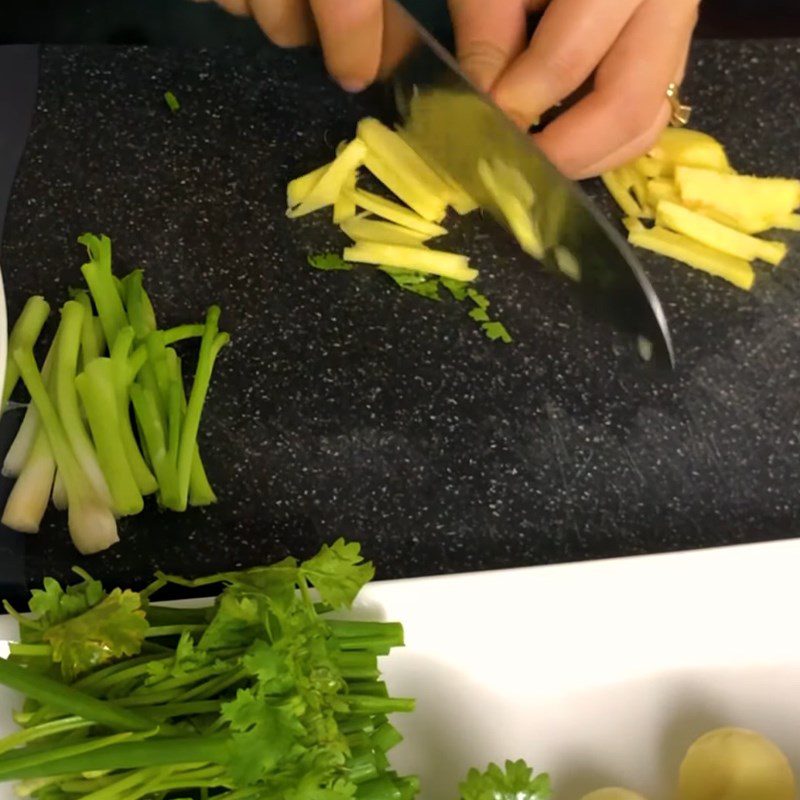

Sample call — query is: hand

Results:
[214,0,699,180]
[213,0,399,92]
[451,0,700,178]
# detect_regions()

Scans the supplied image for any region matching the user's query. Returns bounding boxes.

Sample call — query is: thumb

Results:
[449,0,528,91]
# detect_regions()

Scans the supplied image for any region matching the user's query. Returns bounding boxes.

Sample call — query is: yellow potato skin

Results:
[581,787,648,800]
[677,727,796,800]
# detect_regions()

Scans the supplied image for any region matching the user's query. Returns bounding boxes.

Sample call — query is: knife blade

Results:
[379,2,675,367]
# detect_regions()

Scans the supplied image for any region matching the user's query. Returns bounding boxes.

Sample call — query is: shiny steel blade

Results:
[379,3,674,367]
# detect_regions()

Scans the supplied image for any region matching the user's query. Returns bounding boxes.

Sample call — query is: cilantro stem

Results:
[338,715,376,735]
[8,643,52,658]
[189,447,216,505]
[333,651,379,680]
[128,345,148,380]
[140,700,222,720]
[328,620,405,645]
[117,689,184,707]
[130,383,180,509]
[214,789,264,800]
[0,716,92,755]
[174,665,248,702]
[14,347,119,554]
[0,730,142,774]
[76,357,144,516]
[74,654,170,692]
[73,290,103,367]
[0,658,155,732]
[164,323,206,345]
[79,234,128,348]
[146,331,171,398]
[55,301,113,506]
[138,360,168,426]
[2,295,50,408]
[144,605,213,626]
[65,765,163,800]
[145,624,207,638]
[3,333,57,478]
[347,750,380,784]
[146,661,237,693]
[348,681,388,697]
[346,696,415,714]
[166,349,183,468]
[175,361,217,507]
[372,721,403,753]
[123,269,156,342]
[0,733,230,780]
[354,774,405,800]
[176,308,228,509]
[59,774,125,793]
[110,327,158,495]
[334,637,398,655]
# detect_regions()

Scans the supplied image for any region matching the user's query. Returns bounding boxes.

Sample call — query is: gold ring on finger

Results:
[666,82,692,127]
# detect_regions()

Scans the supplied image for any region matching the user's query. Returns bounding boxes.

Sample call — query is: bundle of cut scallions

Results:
[1,233,229,553]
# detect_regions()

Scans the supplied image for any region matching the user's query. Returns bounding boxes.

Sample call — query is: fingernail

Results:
[506,109,531,131]
[338,78,368,94]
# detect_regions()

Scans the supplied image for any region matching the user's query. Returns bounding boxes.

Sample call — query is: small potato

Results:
[581,789,648,800]
[678,727,796,800]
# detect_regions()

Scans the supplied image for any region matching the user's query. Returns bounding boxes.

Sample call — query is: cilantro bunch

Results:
[0,540,417,800]
[459,760,551,800]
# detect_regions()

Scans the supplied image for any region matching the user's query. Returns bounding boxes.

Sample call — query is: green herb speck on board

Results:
[164,91,180,113]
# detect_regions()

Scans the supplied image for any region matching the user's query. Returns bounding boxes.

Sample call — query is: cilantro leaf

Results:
[407,280,441,301]
[223,558,300,612]
[467,288,490,310]
[300,539,374,609]
[380,267,441,301]
[242,640,293,694]
[383,271,441,299]
[27,570,105,629]
[378,266,430,285]
[222,688,300,785]
[482,321,512,343]
[199,591,264,651]
[459,759,551,800]
[285,765,356,800]
[42,588,148,679]
[440,276,469,301]
[468,307,490,322]
[164,90,180,112]
[378,267,441,300]
[308,253,353,271]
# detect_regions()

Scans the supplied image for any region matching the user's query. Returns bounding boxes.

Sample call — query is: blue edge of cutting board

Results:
[0,45,39,599]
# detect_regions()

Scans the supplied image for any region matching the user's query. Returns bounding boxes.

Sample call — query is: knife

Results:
[378,2,675,367]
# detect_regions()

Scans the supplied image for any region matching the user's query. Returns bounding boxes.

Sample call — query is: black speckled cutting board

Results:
[0,41,799,602]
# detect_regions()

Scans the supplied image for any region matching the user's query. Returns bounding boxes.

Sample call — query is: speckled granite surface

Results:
[0,40,799,600]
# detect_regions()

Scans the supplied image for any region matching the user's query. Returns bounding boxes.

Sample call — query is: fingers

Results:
[378,0,421,80]
[448,0,529,92]
[532,0,699,178]
[492,0,644,128]
[246,0,316,48]
[309,0,383,91]
[213,0,250,15]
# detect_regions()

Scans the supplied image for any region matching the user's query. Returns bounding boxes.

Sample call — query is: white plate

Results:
[1,539,799,800]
